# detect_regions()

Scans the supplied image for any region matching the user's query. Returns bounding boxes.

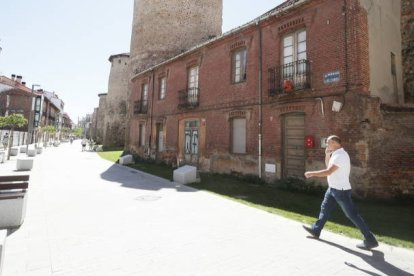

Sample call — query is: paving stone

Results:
[1,140,413,275]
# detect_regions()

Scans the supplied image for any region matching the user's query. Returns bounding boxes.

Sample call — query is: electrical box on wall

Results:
[332,101,343,112]
[320,137,327,148]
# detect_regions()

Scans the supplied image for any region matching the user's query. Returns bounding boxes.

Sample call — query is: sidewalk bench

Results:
[0,175,29,229]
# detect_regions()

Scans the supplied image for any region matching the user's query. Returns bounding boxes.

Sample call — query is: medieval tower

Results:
[129,0,223,74]
[124,0,223,148]
[103,53,130,146]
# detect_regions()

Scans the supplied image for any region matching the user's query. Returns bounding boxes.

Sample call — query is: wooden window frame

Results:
[231,47,247,84]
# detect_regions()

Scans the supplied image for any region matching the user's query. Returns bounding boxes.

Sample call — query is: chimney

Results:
[16,75,22,83]
[11,74,16,81]
[22,81,26,86]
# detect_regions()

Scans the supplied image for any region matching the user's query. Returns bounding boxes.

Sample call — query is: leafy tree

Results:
[73,127,83,138]
[0,114,28,160]
[40,125,56,146]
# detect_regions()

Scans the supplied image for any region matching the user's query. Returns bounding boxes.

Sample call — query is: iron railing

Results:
[268,59,310,96]
[133,100,148,114]
[178,87,200,109]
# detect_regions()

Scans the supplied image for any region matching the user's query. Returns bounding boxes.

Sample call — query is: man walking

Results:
[2,133,9,149]
[302,135,378,250]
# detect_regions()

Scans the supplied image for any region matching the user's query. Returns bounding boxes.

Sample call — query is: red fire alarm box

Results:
[305,135,315,149]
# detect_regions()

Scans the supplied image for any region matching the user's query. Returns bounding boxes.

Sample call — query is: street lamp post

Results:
[27,84,40,150]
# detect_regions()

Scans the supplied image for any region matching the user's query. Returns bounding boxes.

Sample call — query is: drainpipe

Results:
[257,21,263,179]
[149,70,155,157]
[343,0,349,94]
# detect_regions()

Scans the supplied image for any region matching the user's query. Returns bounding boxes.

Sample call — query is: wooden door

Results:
[283,113,305,178]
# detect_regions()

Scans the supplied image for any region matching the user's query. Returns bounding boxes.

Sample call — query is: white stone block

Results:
[10,147,18,156]
[173,165,197,184]
[0,229,6,276]
[20,146,27,153]
[119,155,134,165]
[0,151,5,163]
[16,158,34,171]
[0,193,27,228]
[36,147,43,154]
[27,148,37,157]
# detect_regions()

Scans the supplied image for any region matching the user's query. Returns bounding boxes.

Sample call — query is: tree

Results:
[73,127,83,138]
[40,125,56,146]
[60,127,71,140]
[0,114,28,160]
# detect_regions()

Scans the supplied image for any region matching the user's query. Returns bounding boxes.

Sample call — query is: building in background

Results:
[0,74,73,144]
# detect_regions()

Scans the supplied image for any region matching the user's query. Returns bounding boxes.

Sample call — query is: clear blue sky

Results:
[0,0,283,122]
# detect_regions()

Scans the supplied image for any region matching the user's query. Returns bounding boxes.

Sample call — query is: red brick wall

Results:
[127,0,413,198]
[0,90,32,131]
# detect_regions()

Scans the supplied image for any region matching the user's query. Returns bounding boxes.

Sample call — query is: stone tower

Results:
[102,53,130,147]
[402,0,414,102]
[96,93,107,144]
[129,0,223,74]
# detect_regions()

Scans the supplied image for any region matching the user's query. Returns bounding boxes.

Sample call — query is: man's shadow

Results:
[306,237,413,276]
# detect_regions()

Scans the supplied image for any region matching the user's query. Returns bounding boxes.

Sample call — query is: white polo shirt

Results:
[327,148,352,190]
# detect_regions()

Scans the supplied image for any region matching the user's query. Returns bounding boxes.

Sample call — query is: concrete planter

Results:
[16,158,34,171]
[173,165,197,184]
[20,146,27,153]
[36,147,43,154]
[10,147,18,156]
[27,148,37,157]
[0,192,28,228]
[119,154,134,165]
[0,151,5,163]
[0,229,6,276]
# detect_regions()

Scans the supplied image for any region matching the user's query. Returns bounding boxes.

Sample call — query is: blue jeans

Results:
[312,187,376,242]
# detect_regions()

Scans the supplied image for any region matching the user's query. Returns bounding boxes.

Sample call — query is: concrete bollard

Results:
[119,155,134,165]
[0,151,5,163]
[0,229,7,276]
[173,165,197,184]
[16,158,34,171]
[10,147,19,156]
[27,148,37,157]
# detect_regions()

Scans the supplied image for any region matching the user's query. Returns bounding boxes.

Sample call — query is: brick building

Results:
[0,76,33,129]
[0,75,72,144]
[127,0,413,198]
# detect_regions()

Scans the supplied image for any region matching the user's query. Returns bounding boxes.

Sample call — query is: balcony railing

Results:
[268,59,310,96]
[134,100,148,114]
[178,87,199,109]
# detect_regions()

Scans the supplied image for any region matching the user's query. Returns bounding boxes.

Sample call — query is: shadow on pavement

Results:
[100,164,197,193]
[308,237,414,276]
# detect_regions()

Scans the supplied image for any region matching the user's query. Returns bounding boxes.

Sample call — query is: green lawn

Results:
[97,150,414,249]
[97,149,123,163]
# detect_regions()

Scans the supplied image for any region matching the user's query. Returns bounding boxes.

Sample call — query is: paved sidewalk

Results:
[1,141,413,276]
